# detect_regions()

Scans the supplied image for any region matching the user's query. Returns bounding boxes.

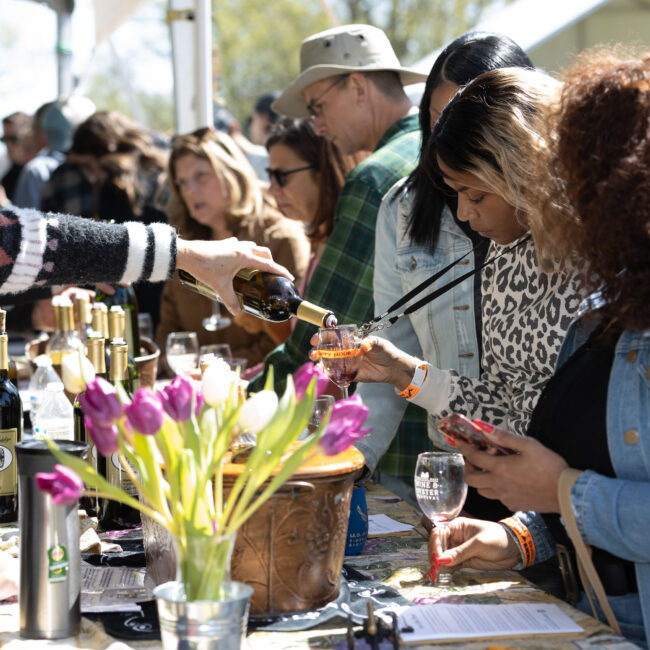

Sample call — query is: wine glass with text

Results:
[165,332,199,376]
[317,324,362,399]
[414,451,467,586]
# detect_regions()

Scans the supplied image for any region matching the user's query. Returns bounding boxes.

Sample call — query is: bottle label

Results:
[107,452,139,497]
[47,544,69,583]
[0,428,17,497]
[236,268,257,281]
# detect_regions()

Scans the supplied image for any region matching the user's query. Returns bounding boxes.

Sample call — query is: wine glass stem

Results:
[341,385,349,399]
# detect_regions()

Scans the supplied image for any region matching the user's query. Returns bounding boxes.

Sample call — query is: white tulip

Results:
[62,352,96,395]
[238,390,278,434]
[202,359,238,407]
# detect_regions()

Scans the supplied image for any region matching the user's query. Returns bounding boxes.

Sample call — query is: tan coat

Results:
[156,211,309,367]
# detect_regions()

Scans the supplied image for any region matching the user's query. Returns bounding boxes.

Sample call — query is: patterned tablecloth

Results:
[0,482,640,649]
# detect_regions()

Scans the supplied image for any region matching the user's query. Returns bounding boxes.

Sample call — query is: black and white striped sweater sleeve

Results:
[0,207,177,295]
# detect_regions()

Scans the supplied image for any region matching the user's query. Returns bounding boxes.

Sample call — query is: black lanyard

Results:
[359,234,531,335]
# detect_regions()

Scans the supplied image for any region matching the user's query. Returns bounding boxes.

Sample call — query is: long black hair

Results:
[405,32,533,250]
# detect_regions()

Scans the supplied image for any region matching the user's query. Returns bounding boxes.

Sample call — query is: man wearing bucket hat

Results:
[249,25,428,437]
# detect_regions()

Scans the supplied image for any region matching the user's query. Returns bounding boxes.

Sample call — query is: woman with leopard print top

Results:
[351,67,581,437]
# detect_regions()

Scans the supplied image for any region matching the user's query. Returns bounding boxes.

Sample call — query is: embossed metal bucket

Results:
[225,446,365,617]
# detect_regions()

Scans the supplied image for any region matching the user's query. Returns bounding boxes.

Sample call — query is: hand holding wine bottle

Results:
[175,238,296,316]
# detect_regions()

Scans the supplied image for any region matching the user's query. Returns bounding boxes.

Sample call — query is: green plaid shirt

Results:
[249,112,427,484]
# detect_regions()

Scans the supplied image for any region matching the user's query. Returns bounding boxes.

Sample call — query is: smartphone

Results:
[437,413,516,456]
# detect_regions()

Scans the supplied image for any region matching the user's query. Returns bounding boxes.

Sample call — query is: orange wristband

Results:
[500,516,535,568]
[397,363,428,399]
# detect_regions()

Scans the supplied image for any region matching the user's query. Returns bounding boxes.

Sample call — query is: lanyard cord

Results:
[359,234,531,335]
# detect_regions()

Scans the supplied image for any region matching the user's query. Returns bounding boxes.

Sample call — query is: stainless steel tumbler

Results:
[17,439,87,639]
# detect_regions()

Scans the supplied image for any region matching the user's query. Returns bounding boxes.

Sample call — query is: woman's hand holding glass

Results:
[414,452,467,585]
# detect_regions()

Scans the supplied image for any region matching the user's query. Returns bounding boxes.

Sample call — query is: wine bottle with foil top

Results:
[74,336,106,517]
[0,315,22,523]
[75,294,93,342]
[178,269,337,328]
[45,299,82,368]
[91,302,109,340]
[94,285,140,362]
[98,341,140,530]
[0,309,17,385]
[108,307,139,391]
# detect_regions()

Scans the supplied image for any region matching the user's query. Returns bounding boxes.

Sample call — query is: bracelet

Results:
[397,363,428,399]
[500,516,535,568]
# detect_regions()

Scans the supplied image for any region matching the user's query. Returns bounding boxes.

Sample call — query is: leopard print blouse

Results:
[411,234,581,439]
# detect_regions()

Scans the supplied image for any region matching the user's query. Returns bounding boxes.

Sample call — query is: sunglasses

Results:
[0,135,20,144]
[266,165,314,187]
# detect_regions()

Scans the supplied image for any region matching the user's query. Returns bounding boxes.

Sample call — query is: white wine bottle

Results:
[178,269,337,328]
[0,311,22,523]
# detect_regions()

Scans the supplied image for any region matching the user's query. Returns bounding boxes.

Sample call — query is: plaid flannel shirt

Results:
[249,112,428,483]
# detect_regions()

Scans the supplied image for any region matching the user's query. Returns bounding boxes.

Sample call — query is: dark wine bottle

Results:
[97,342,140,530]
[94,285,141,361]
[74,336,107,517]
[178,269,338,328]
[0,312,22,523]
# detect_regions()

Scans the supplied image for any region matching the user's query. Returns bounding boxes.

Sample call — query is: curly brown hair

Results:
[530,49,650,330]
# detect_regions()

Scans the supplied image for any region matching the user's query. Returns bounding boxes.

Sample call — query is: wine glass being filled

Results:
[317,324,363,399]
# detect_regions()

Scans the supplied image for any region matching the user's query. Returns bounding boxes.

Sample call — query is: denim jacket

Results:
[516,315,650,642]
[355,178,481,470]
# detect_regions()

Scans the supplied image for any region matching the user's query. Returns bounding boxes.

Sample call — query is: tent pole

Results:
[195,0,213,128]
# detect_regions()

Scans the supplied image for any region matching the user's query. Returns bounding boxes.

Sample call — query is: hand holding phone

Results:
[437,414,516,456]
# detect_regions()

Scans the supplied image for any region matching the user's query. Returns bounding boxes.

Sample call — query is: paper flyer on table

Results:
[368,514,414,536]
[398,603,583,643]
[81,561,152,613]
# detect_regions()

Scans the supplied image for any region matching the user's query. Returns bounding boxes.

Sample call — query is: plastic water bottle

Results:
[32,382,74,441]
[28,355,61,421]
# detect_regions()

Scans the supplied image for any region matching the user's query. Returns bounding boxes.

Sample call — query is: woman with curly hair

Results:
[428,51,650,647]
[156,128,309,370]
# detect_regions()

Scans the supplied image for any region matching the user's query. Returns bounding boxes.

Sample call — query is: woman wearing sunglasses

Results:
[156,128,310,370]
[265,118,360,300]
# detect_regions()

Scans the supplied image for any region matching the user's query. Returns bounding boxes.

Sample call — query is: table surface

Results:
[0,483,639,649]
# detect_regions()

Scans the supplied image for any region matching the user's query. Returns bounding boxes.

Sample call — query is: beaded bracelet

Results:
[500,516,536,568]
[397,363,428,399]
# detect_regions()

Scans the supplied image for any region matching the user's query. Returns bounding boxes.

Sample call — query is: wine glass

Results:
[165,332,199,376]
[414,451,467,586]
[199,344,232,372]
[202,301,231,332]
[317,324,362,399]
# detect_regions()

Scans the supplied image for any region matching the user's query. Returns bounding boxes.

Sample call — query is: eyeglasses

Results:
[0,135,20,144]
[265,165,314,187]
[306,75,349,118]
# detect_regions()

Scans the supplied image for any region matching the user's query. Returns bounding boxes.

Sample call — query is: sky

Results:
[0,0,172,121]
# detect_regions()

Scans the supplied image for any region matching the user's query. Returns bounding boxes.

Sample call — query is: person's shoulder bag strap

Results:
[557,468,621,634]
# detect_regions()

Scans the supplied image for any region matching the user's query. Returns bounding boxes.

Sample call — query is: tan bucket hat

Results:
[273,24,428,118]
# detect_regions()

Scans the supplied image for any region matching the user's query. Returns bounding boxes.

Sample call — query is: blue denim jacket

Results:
[517,315,650,642]
[355,178,481,471]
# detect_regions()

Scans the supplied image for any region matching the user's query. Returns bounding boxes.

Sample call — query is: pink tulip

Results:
[36,464,84,506]
[293,362,329,400]
[125,388,164,435]
[85,417,119,456]
[78,377,122,426]
[159,375,196,422]
[319,395,372,456]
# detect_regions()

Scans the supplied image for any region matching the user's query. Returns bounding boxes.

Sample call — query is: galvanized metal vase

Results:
[154,580,253,650]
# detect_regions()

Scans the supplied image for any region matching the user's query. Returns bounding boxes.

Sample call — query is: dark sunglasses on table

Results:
[265,165,314,187]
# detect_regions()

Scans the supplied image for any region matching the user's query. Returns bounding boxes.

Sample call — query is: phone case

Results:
[437,413,515,456]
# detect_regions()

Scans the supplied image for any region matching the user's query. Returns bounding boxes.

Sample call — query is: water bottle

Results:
[32,383,74,441]
[28,356,61,422]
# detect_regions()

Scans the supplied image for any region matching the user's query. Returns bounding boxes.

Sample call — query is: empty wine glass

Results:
[414,452,467,586]
[165,332,199,376]
[202,300,231,332]
[317,324,362,399]
[199,344,232,372]
[227,357,248,373]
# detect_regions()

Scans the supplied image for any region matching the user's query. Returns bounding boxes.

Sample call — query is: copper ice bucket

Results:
[224,446,364,617]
